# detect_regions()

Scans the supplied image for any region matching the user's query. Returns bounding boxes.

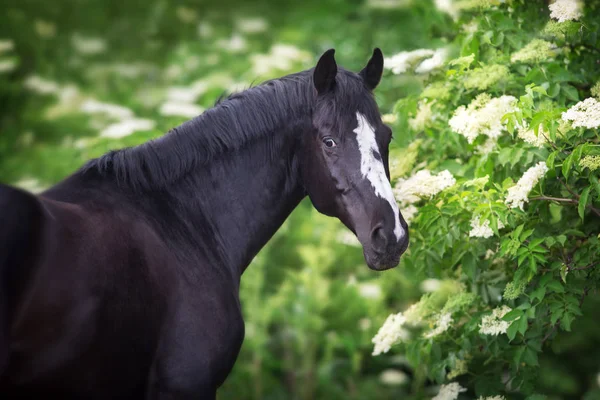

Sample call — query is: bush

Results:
[374,0,600,398]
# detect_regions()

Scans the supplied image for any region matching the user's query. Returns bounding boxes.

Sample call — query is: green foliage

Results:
[374,0,600,398]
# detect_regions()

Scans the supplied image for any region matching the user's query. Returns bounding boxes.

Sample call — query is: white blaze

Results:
[354,112,404,241]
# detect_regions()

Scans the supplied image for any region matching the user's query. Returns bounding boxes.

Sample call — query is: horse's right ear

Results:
[313,49,337,95]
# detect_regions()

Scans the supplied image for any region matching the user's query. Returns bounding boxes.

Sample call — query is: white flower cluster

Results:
[159,80,207,118]
[379,369,408,385]
[216,34,247,53]
[23,75,61,95]
[409,100,435,131]
[432,382,467,400]
[479,305,512,335]
[250,44,311,76]
[235,17,268,34]
[477,396,507,400]
[400,204,419,225]
[81,99,134,120]
[505,162,549,210]
[71,34,107,55]
[435,0,459,20]
[423,312,453,338]
[415,48,448,74]
[449,94,518,144]
[561,97,600,129]
[99,119,155,139]
[549,0,584,23]
[384,48,446,75]
[469,216,504,238]
[372,312,410,355]
[517,122,548,147]
[394,169,456,204]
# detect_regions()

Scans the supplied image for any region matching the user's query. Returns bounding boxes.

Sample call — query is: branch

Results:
[529,195,600,218]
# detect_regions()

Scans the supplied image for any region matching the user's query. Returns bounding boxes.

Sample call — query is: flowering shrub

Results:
[374,0,600,397]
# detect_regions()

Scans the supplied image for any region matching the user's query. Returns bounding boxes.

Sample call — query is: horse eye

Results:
[322,137,337,148]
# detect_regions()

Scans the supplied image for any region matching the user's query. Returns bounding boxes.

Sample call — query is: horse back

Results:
[0,183,46,375]
[0,183,176,397]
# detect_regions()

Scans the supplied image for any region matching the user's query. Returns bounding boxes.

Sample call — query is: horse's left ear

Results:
[359,48,384,91]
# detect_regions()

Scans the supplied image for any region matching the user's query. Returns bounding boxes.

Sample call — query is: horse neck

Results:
[164,120,309,281]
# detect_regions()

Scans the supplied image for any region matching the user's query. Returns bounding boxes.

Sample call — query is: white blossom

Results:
[216,34,247,53]
[235,17,268,33]
[13,178,47,194]
[400,204,419,225]
[561,97,600,129]
[432,382,467,400]
[379,369,408,385]
[359,318,372,331]
[478,396,507,400]
[449,94,518,143]
[0,39,14,54]
[505,161,549,210]
[517,122,548,147]
[435,0,460,20]
[372,312,410,356]
[415,48,447,74]
[549,0,583,22]
[382,113,398,124]
[393,169,456,204]
[99,118,155,139]
[165,81,208,103]
[250,44,311,76]
[384,49,435,75]
[424,312,453,338]
[476,137,498,155]
[23,75,60,94]
[80,99,134,120]
[420,278,442,293]
[366,0,412,9]
[0,58,17,73]
[71,34,107,55]
[409,100,434,131]
[159,101,205,118]
[469,216,504,238]
[358,283,382,300]
[479,305,512,335]
[197,22,213,38]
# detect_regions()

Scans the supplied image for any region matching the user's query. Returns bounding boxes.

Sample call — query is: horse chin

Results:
[363,250,401,271]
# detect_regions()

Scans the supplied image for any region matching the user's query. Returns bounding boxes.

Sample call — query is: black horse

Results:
[0,48,409,399]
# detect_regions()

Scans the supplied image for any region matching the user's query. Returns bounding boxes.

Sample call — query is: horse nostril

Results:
[370,225,387,253]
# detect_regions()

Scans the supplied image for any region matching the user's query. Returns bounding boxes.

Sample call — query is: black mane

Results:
[81,67,371,191]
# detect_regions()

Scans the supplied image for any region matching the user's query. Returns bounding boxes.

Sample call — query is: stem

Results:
[530,196,576,204]
[530,195,600,217]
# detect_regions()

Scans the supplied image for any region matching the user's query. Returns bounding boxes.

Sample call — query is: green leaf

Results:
[507,320,519,341]
[578,187,591,221]
[502,309,523,322]
[547,280,565,293]
[562,84,579,102]
[531,286,546,302]
[561,312,575,331]
[523,347,539,366]
[546,151,558,170]
[562,153,573,179]
[518,315,528,334]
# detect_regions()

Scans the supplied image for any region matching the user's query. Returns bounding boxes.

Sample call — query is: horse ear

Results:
[313,49,337,95]
[359,48,384,91]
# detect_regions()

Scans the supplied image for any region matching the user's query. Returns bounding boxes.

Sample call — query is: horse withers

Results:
[0,48,409,399]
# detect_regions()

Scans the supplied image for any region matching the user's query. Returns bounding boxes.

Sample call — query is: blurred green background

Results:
[2,1,599,399]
